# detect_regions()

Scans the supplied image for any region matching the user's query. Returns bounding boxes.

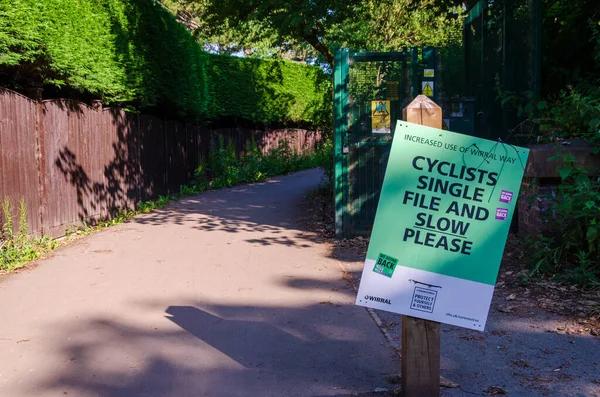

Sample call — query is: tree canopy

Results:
[170,0,466,65]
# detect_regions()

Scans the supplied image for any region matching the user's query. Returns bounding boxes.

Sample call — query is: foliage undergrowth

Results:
[524,84,600,287]
[192,135,331,190]
[514,86,600,287]
[525,151,600,287]
[2,137,332,274]
[497,20,600,287]
[0,198,56,273]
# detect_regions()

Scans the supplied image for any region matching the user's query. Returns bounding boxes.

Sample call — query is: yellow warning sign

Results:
[422,81,434,97]
[371,100,391,134]
[424,69,435,78]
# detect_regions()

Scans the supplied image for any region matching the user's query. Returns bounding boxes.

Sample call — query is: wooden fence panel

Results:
[0,89,42,235]
[197,126,211,167]
[165,120,187,194]
[124,111,142,209]
[139,115,167,201]
[43,100,75,237]
[175,122,187,190]
[185,123,198,183]
[83,102,100,221]
[104,109,141,213]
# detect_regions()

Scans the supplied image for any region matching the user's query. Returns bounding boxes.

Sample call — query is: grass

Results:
[0,198,57,273]
[64,194,173,240]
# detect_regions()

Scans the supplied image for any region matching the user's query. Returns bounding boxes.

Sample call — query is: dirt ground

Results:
[299,187,600,396]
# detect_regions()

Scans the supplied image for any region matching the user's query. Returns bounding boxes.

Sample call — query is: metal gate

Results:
[463,0,541,141]
[334,48,426,237]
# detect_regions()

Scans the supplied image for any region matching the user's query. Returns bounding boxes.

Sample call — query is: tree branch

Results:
[303,32,334,66]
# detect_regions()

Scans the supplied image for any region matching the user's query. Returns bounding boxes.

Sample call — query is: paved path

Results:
[0,169,397,397]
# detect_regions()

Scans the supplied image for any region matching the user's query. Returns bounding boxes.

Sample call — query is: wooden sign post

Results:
[401,95,442,397]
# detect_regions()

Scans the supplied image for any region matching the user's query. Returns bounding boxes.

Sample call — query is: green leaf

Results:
[547,153,562,162]
[559,166,573,180]
[500,96,515,108]
[585,200,595,209]
[587,226,598,246]
[563,153,577,164]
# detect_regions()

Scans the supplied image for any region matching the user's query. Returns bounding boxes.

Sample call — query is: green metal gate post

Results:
[334,48,349,237]
[411,47,420,100]
[463,0,543,141]
[530,0,542,99]
[422,46,439,103]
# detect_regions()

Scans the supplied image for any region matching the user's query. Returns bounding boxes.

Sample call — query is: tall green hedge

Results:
[0,0,331,127]
[207,55,331,127]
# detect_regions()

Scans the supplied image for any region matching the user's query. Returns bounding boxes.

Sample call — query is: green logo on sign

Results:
[373,253,399,278]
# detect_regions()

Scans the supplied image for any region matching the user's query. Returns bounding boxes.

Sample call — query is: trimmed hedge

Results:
[207,55,331,127]
[0,0,330,127]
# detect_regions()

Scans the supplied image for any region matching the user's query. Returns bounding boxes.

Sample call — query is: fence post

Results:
[91,99,102,111]
[28,88,48,235]
[135,114,142,204]
[401,94,442,397]
[164,117,169,194]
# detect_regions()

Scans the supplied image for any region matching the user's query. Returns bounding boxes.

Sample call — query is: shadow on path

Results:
[133,169,343,255]
[38,300,396,397]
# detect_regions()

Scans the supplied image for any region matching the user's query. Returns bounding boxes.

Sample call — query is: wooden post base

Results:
[401,316,441,397]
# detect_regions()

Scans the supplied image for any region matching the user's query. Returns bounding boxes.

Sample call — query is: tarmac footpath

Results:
[0,169,398,397]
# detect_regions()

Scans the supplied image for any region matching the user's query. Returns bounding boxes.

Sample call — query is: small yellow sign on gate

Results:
[422,82,434,97]
[371,100,391,134]
[424,69,435,77]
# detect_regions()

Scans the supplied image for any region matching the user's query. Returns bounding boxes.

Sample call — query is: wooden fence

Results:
[0,88,322,237]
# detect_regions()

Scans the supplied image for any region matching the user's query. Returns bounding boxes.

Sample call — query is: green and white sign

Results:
[356,121,529,330]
